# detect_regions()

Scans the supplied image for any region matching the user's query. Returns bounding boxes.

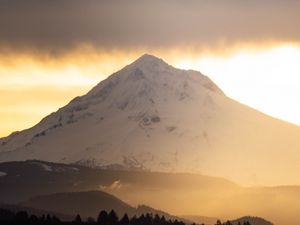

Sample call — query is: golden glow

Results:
[174,44,300,126]
[1,43,300,137]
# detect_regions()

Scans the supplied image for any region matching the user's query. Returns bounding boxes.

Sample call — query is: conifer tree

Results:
[108,210,119,225]
[98,210,109,225]
[120,213,130,225]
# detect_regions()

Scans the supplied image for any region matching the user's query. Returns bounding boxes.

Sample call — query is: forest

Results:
[0,208,251,225]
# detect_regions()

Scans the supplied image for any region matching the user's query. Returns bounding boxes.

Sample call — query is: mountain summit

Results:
[1,54,300,185]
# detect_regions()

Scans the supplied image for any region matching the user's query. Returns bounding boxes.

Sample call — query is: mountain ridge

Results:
[0,54,300,186]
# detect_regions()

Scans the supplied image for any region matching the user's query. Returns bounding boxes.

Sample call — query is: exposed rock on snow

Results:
[1,54,300,185]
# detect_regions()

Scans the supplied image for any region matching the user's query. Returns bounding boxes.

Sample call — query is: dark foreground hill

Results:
[231,217,273,225]
[20,191,190,223]
[0,204,73,221]
[20,191,135,219]
[0,160,236,204]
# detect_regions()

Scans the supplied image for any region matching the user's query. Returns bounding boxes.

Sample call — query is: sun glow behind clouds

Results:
[0,44,300,137]
[175,44,300,126]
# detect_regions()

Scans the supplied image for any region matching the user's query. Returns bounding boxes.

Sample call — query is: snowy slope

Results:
[0,54,300,185]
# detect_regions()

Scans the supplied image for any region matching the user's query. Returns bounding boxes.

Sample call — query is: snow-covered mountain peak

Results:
[1,54,300,186]
[123,54,173,82]
[82,54,224,111]
[129,54,224,95]
[131,54,169,70]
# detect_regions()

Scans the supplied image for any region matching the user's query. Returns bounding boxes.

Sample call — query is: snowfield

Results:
[0,54,300,186]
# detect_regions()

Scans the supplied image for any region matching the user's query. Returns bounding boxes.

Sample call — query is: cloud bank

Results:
[1,0,300,54]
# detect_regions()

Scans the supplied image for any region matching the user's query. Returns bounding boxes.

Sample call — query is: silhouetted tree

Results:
[224,221,232,225]
[153,214,161,225]
[15,211,29,224]
[144,213,153,225]
[87,216,96,223]
[108,210,119,225]
[160,215,167,225]
[120,213,130,225]
[98,210,109,225]
[40,214,46,224]
[52,215,61,224]
[130,216,139,225]
[29,214,39,224]
[74,214,82,224]
[215,220,222,225]
[46,214,53,225]
[0,209,14,222]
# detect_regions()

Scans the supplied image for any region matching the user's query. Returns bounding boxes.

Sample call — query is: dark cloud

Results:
[0,0,299,54]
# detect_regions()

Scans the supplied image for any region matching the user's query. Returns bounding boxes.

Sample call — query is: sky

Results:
[1,0,300,137]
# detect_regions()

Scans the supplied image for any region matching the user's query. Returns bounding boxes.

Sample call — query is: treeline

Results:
[215,220,251,225]
[0,208,251,225]
[0,209,186,225]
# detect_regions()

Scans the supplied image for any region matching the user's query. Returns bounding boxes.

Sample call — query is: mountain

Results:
[182,215,220,225]
[231,217,273,225]
[182,216,273,225]
[0,54,300,185]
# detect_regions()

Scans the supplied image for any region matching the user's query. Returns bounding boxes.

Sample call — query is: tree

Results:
[46,214,52,224]
[87,217,96,223]
[29,215,39,224]
[98,210,109,225]
[15,211,29,223]
[215,220,222,225]
[52,215,61,225]
[40,214,46,223]
[74,214,82,224]
[160,215,167,225]
[153,214,161,225]
[120,213,130,225]
[0,209,14,223]
[108,210,119,225]
[130,215,139,225]
[224,221,232,225]
[144,213,152,225]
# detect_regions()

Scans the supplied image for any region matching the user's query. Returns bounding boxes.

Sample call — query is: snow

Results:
[30,161,79,172]
[31,162,53,171]
[0,54,300,186]
[0,171,7,177]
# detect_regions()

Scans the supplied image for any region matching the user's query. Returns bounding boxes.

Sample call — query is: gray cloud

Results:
[0,0,299,54]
